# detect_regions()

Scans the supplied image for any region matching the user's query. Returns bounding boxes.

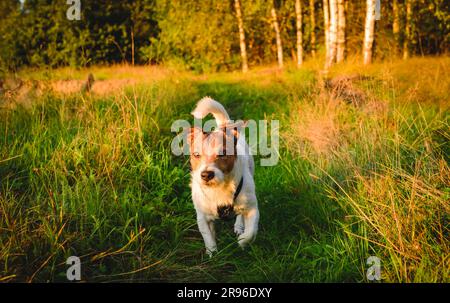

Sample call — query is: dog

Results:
[187,97,259,256]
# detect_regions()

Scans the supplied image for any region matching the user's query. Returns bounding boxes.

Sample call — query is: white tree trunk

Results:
[271,5,284,68]
[309,0,316,57]
[323,0,330,63]
[295,0,303,66]
[336,0,345,62]
[326,0,337,69]
[234,0,249,72]
[363,0,375,65]
[403,0,412,59]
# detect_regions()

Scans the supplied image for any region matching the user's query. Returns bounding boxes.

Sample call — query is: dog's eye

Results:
[192,152,201,158]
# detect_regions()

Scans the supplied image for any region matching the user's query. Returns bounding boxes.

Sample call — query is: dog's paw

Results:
[237,233,255,249]
[238,237,249,249]
[206,246,217,258]
[234,224,244,236]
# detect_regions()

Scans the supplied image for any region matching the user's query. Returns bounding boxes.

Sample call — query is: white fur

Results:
[190,98,259,256]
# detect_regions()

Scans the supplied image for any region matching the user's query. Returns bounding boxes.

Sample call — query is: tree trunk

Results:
[309,0,316,57]
[336,0,345,63]
[363,0,375,65]
[295,0,303,66]
[323,0,330,63]
[234,0,249,72]
[403,0,412,60]
[393,0,400,54]
[271,4,283,68]
[131,27,135,66]
[326,0,337,69]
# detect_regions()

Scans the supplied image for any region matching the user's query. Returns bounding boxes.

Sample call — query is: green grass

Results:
[0,57,449,282]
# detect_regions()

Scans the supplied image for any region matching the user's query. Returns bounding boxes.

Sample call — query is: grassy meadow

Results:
[0,57,449,282]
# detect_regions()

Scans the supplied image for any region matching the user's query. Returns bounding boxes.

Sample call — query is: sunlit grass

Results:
[0,57,448,282]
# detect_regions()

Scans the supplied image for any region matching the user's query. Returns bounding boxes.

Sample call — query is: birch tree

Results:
[234,0,249,72]
[336,0,345,62]
[323,0,330,63]
[295,0,303,66]
[363,0,375,65]
[309,0,316,57]
[271,2,283,68]
[325,0,338,69]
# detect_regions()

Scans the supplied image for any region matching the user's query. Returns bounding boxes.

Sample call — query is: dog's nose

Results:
[201,170,215,181]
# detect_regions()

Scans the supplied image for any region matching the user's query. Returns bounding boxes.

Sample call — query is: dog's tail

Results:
[191,97,230,127]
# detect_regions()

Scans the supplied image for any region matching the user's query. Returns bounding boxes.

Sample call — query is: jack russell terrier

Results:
[187,97,259,256]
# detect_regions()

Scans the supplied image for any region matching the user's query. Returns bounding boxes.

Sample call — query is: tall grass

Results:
[0,58,448,282]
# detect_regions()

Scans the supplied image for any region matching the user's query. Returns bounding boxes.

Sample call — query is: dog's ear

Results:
[230,120,248,139]
[222,120,247,152]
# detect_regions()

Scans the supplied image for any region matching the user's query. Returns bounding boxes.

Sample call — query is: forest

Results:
[0,0,448,72]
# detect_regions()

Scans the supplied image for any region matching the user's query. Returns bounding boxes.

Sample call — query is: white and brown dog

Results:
[187,97,259,255]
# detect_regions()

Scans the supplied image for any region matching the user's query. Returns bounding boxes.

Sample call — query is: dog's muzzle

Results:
[217,205,236,221]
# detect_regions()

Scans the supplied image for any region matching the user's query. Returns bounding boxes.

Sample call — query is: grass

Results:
[0,57,449,282]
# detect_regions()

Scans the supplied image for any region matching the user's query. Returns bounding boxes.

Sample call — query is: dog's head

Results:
[187,125,242,186]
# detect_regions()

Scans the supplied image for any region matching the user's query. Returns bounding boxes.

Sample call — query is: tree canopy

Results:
[0,0,448,72]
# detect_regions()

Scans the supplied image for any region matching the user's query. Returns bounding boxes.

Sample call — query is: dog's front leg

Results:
[234,215,244,235]
[237,206,259,248]
[196,212,217,256]
[208,220,216,240]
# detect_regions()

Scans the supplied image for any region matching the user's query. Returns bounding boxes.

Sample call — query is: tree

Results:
[403,0,413,59]
[234,0,249,73]
[0,0,22,70]
[336,0,345,63]
[0,0,448,72]
[0,0,19,19]
[325,0,338,69]
[323,0,330,65]
[363,0,376,65]
[127,1,155,66]
[393,0,400,54]
[153,0,237,72]
[295,0,303,66]
[309,0,316,58]
[271,2,283,68]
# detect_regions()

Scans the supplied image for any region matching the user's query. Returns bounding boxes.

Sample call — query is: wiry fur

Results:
[189,98,259,256]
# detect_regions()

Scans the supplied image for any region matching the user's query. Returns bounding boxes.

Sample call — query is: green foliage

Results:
[143,0,238,72]
[0,0,448,72]
[0,0,158,69]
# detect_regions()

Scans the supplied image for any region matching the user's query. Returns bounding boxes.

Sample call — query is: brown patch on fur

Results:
[215,154,236,173]
[187,127,237,173]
